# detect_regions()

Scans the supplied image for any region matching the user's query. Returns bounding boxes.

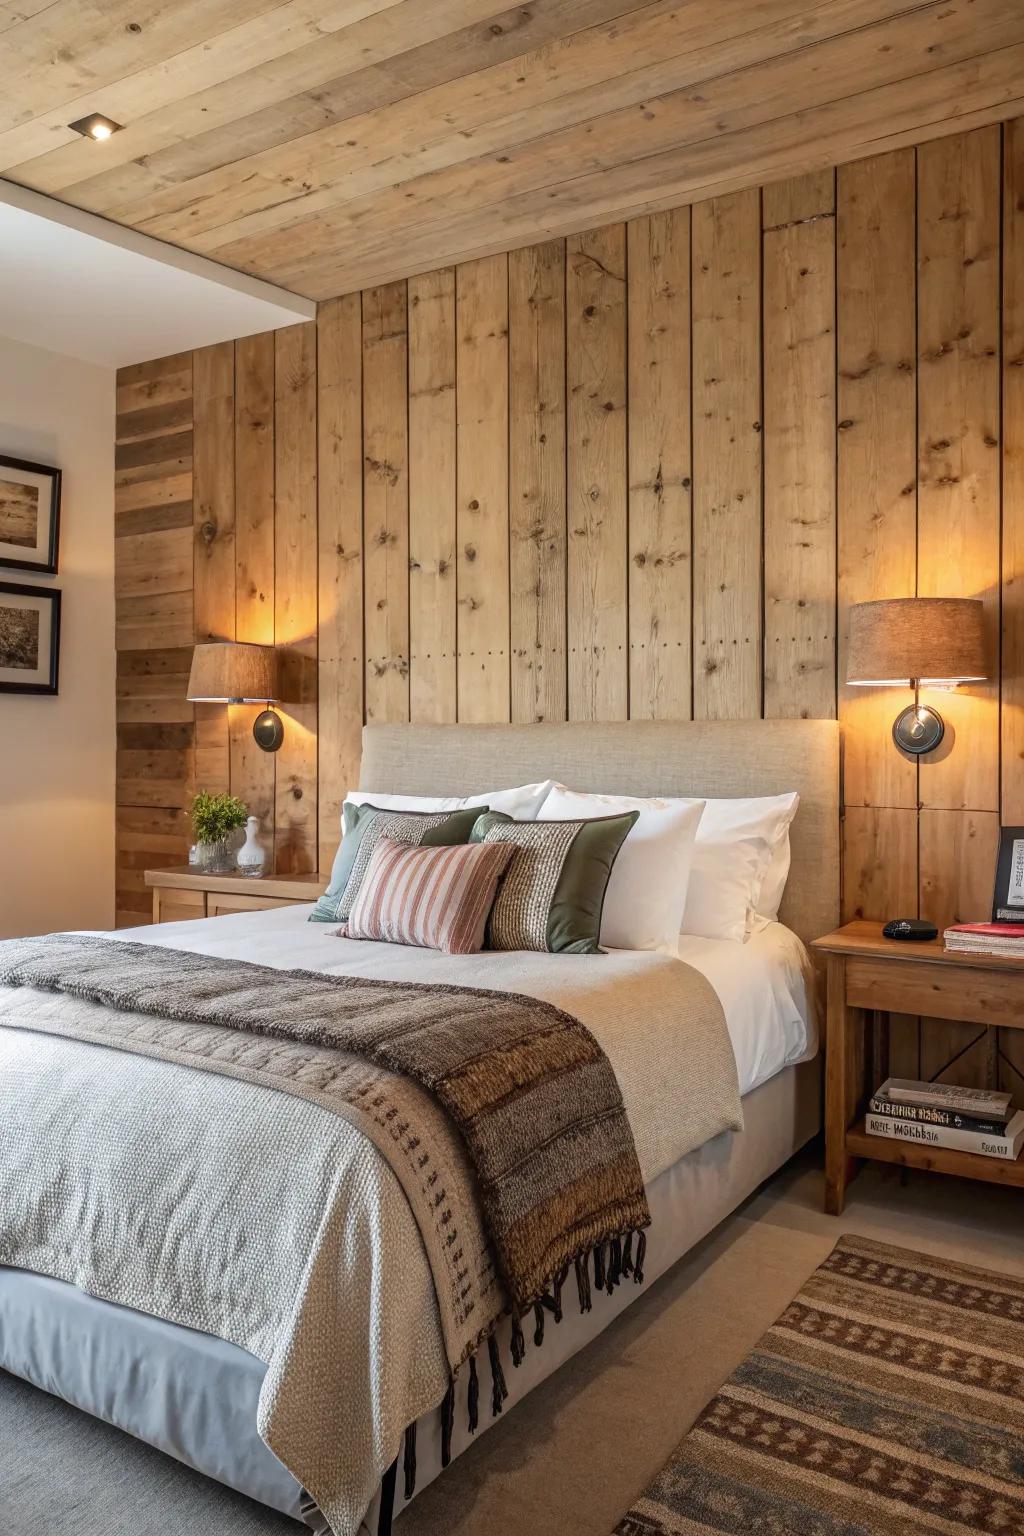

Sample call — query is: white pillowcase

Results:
[540,786,706,952]
[343,782,555,820]
[756,826,795,922]
[682,793,799,943]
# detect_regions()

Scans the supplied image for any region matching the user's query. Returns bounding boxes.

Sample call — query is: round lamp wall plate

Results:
[253,708,284,753]
[892,703,944,756]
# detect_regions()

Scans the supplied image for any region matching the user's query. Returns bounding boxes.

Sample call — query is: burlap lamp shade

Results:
[187,642,277,702]
[847,598,986,685]
[187,642,283,752]
[846,597,986,756]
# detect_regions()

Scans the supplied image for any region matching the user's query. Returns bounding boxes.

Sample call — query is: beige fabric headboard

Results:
[359,720,840,948]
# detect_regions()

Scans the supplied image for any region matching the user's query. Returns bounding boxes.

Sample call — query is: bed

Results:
[0,718,839,1536]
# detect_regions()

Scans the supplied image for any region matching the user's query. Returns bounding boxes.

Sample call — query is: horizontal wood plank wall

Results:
[114,119,1024,1099]
[114,352,195,927]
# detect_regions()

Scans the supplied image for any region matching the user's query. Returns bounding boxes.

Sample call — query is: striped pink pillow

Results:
[341,837,514,955]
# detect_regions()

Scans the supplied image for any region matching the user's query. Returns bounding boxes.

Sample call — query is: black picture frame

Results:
[0,453,61,574]
[0,580,61,695]
[991,826,1024,924]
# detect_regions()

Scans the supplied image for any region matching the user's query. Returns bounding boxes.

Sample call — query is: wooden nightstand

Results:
[145,867,324,924]
[812,920,1024,1214]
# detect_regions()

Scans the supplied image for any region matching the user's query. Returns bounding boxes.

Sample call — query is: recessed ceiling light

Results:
[68,113,123,141]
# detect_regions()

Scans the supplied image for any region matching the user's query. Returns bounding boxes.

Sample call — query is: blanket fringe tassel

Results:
[439,1377,455,1469]
[488,1334,508,1417]
[467,1353,479,1433]
[403,1422,417,1502]
[377,1456,398,1536]
[399,1228,649,1507]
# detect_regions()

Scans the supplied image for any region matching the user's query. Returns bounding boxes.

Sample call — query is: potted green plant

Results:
[190,791,249,874]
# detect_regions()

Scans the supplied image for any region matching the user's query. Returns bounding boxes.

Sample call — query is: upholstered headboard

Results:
[359,720,840,948]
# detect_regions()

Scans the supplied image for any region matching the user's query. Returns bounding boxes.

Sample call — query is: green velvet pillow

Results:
[471,810,638,954]
[310,803,485,924]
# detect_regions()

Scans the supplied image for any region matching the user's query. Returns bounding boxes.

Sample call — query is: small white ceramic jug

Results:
[236,815,267,877]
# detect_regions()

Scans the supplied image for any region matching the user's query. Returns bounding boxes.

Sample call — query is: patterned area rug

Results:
[614,1233,1024,1535]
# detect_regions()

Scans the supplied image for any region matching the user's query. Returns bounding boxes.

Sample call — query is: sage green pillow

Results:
[310,803,485,924]
[471,810,638,954]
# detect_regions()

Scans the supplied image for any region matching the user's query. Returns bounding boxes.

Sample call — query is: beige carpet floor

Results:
[5,1147,1024,1536]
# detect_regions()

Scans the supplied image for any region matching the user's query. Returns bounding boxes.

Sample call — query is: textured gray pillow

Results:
[310,803,484,923]
[470,810,638,953]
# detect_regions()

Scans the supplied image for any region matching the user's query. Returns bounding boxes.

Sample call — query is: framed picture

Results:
[0,581,61,695]
[0,453,61,574]
[992,826,1024,923]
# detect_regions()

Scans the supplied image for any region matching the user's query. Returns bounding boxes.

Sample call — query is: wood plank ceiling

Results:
[3,0,1024,300]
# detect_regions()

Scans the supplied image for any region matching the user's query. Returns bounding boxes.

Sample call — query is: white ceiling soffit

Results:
[0,179,315,369]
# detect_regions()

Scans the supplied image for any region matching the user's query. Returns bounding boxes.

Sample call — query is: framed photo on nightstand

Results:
[992,827,1024,923]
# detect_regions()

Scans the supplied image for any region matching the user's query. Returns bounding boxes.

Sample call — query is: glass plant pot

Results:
[192,838,236,875]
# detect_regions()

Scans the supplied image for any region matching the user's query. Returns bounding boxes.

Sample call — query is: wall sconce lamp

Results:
[187,642,283,753]
[846,597,987,755]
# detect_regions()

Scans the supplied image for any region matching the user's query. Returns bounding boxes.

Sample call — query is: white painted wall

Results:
[0,334,115,936]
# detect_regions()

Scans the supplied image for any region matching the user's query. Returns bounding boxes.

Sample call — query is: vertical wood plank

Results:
[842,807,919,923]
[456,254,510,724]
[192,342,236,645]
[627,208,692,721]
[763,171,837,720]
[919,809,1000,930]
[362,282,410,724]
[509,240,567,724]
[318,294,364,876]
[763,169,837,230]
[1003,120,1024,1098]
[1003,119,1024,821]
[231,331,275,834]
[192,341,234,796]
[567,223,628,722]
[917,127,1001,813]
[234,334,275,647]
[692,190,762,720]
[274,322,318,873]
[837,150,918,811]
[409,267,457,724]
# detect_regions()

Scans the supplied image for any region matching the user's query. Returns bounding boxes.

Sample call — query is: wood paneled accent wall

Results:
[115,119,1024,1089]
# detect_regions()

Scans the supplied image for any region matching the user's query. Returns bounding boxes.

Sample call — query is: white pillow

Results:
[682,793,799,943]
[756,827,794,922]
[344,782,555,820]
[540,786,706,952]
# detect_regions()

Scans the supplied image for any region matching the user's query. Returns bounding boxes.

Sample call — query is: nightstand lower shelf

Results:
[846,1118,1024,1190]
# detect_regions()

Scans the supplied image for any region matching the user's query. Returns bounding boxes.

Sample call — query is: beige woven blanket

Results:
[0,932,740,1536]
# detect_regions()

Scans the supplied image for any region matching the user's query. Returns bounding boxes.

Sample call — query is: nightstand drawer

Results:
[208,894,304,918]
[152,887,206,924]
[845,955,1024,1030]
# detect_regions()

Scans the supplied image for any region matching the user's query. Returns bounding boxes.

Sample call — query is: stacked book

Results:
[866,1078,1024,1161]
[944,921,1024,957]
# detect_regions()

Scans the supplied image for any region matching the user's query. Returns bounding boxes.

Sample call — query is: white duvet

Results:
[114,904,816,1099]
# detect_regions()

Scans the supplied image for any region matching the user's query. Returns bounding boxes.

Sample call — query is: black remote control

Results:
[882,918,938,941]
